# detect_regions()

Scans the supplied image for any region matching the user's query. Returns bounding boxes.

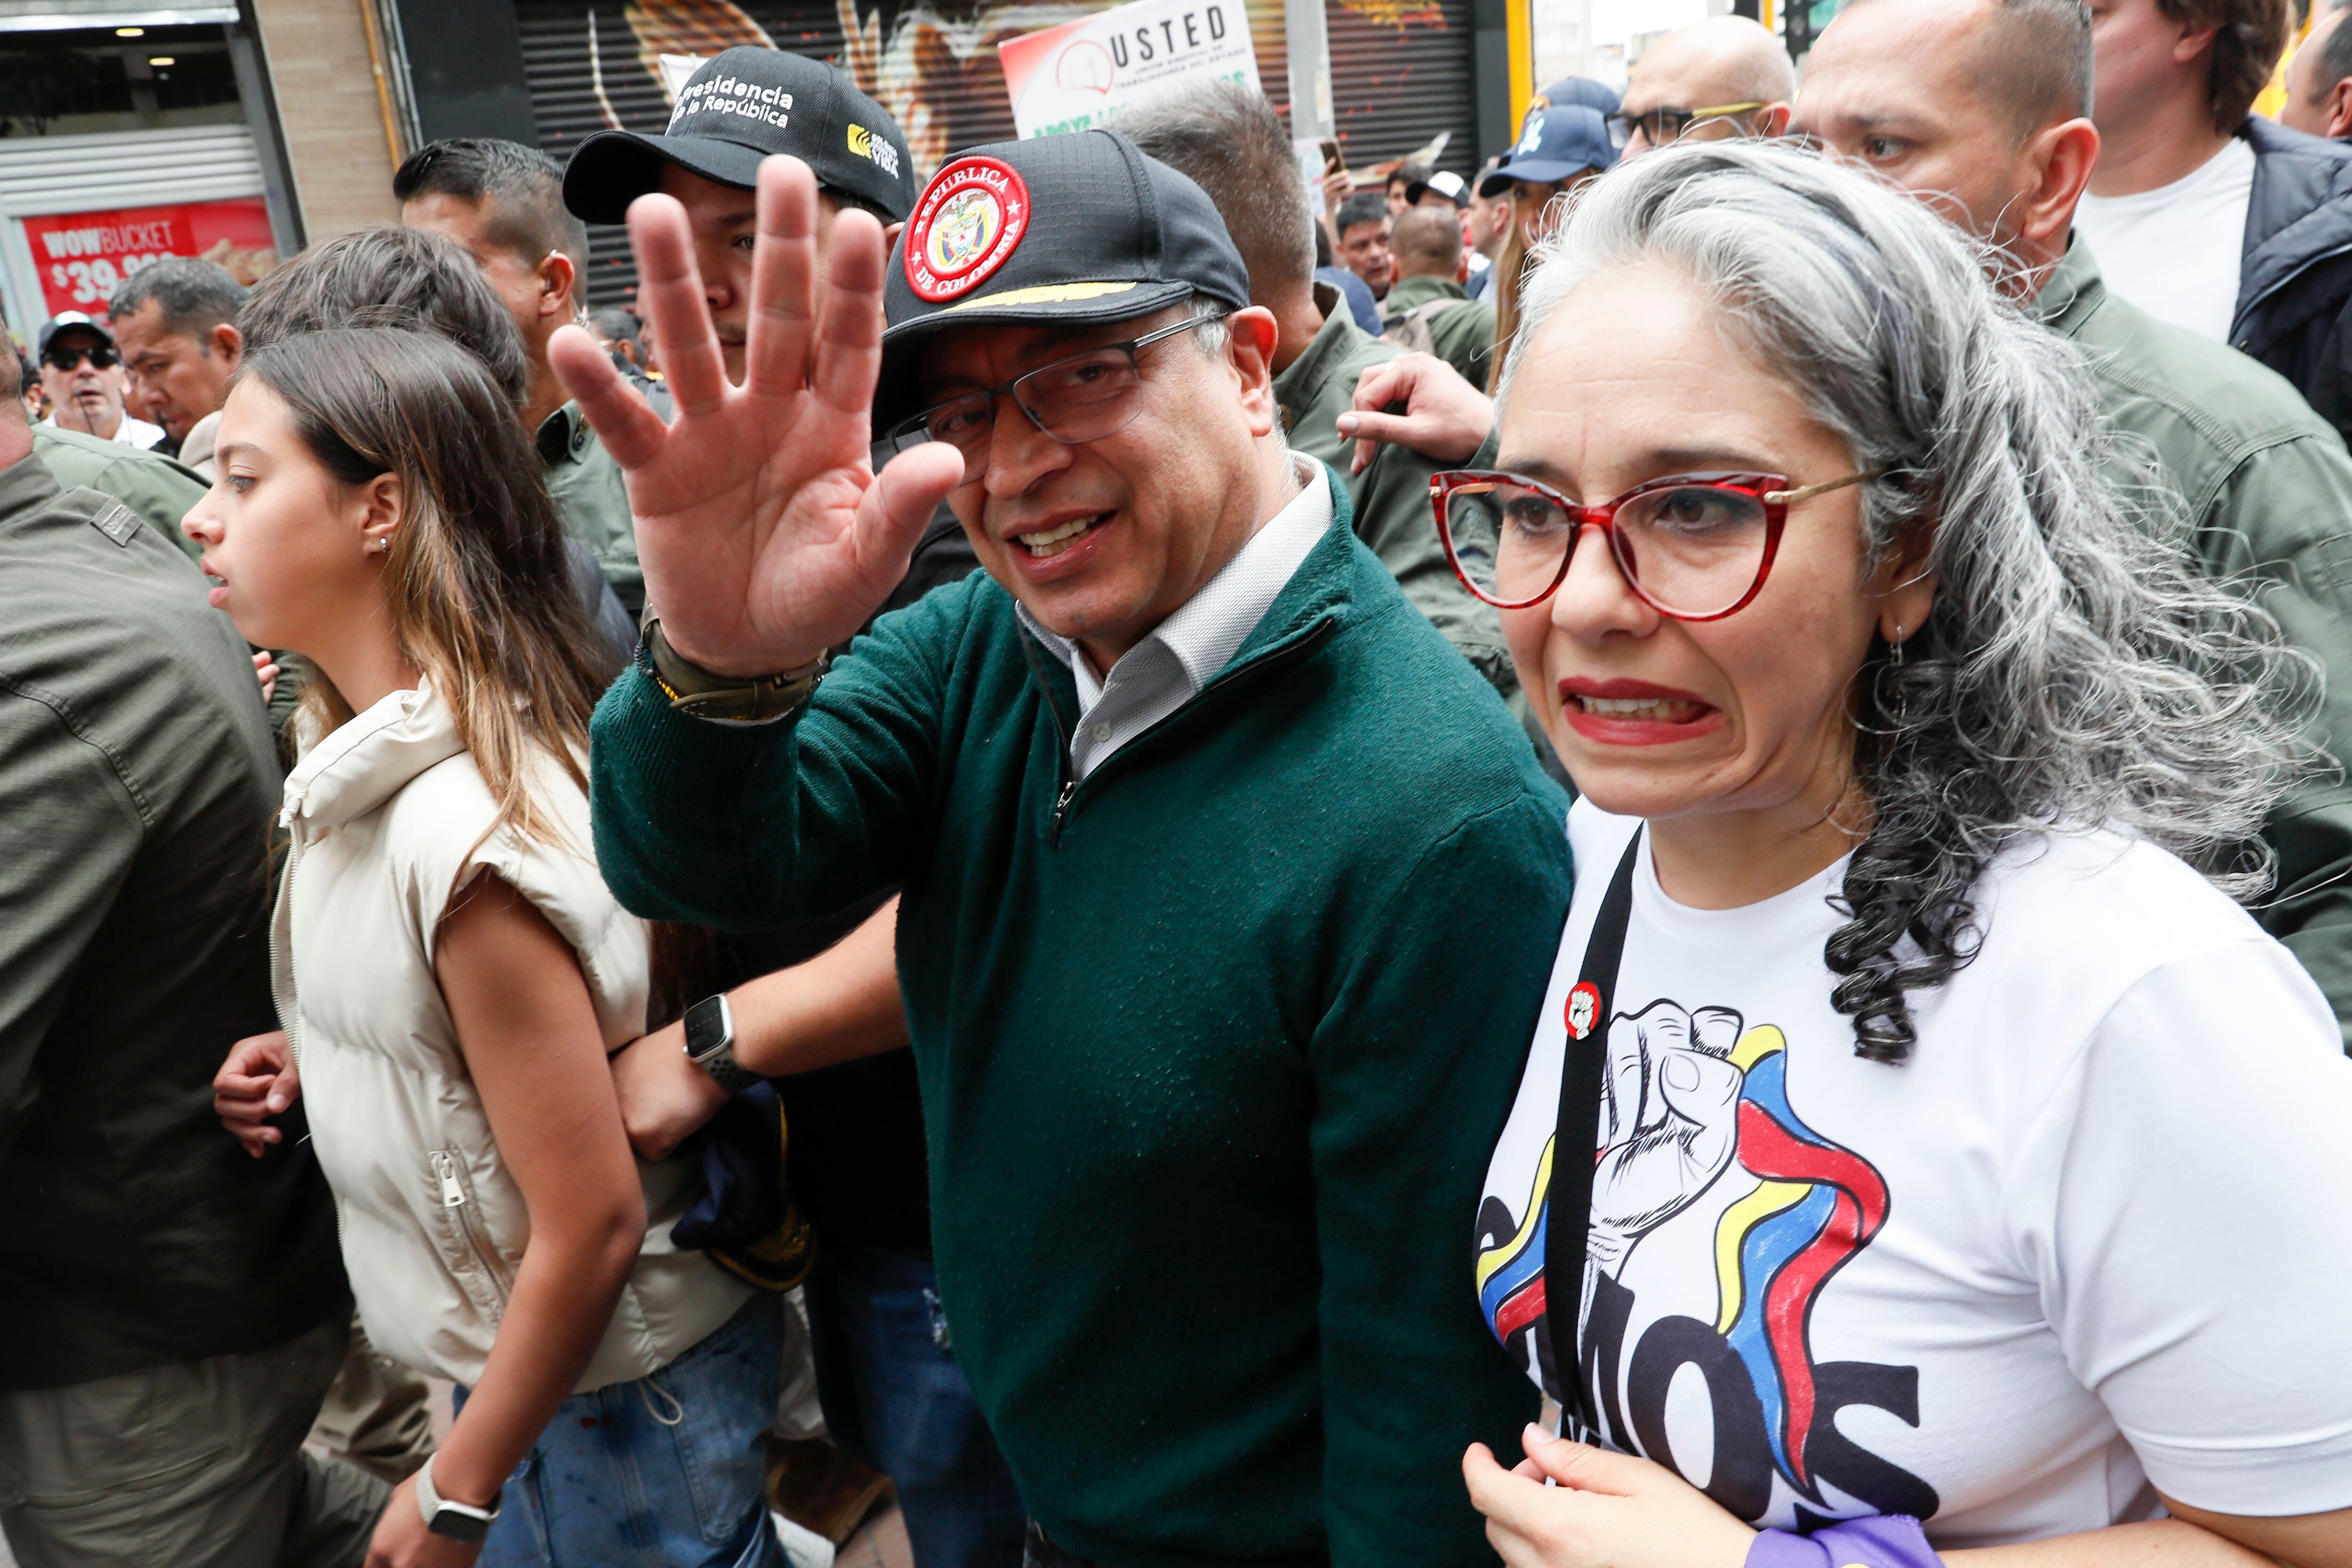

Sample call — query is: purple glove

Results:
[1747,1517,1941,1568]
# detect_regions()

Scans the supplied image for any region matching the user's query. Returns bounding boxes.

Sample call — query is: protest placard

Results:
[998,0,1260,139]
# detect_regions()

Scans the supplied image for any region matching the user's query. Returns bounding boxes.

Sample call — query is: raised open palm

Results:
[548,156,964,677]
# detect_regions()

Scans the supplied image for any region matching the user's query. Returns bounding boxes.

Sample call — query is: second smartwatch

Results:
[683,993,763,1093]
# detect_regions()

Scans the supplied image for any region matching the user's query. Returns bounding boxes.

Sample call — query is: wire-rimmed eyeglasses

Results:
[884,313,1226,483]
[1605,102,1768,149]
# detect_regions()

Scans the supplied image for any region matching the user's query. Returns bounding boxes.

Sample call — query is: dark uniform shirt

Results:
[539,401,645,621]
[1274,282,1515,695]
[727,503,981,1257]
[1379,272,1499,392]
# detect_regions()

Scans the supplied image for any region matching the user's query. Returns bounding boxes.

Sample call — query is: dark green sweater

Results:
[591,473,1571,1568]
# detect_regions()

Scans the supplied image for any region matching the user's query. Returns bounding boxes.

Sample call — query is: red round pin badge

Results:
[1565,982,1601,1041]
[906,155,1031,302]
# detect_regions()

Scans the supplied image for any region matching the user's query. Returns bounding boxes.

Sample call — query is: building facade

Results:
[2,0,1518,335]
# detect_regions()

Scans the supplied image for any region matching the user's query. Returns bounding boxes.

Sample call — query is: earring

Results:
[1889,622,1905,667]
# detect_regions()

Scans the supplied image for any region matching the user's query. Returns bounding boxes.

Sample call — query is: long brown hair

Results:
[238,328,615,848]
[1486,216,1532,396]
[1486,176,1594,394]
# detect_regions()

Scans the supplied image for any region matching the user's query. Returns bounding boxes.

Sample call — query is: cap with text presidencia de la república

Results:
[873,128,1252,428]
[562,47,916,225]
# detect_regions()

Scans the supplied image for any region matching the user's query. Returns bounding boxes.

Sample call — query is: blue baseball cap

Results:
[1534,76,1621,116]
[1480,104,1615,197]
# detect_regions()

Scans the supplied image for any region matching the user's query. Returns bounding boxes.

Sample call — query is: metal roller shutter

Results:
[517,0,1295,308]
[0,123,262,213]
[1325,0,1477,179]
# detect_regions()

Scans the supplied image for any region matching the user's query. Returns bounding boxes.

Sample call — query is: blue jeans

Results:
[804,1241,1025,1568]
[454,1293,785,1568]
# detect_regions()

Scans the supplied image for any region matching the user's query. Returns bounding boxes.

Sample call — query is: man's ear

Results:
[883,220,906,247]
[1223,306,1281,437]
[212,321,243,369]
[2327,78,2352,140]
[2170,15,2223,63]
[539,249,578,318]
[2021,117,2100,251]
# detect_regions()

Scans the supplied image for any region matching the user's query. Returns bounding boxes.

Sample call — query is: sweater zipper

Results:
[1039,616,1337,847]
[431,1150,513,1314]
[269,832,305,1069]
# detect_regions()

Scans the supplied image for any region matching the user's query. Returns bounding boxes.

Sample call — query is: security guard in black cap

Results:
[557,130,1566,1568]
[563,48,1015,1565]
[566,47,919,389]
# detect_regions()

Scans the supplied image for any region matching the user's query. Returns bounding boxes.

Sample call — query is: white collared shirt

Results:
[42,412,165,450]
[1017,454,1331,778]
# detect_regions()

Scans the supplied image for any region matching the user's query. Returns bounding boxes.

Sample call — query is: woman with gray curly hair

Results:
[1455,143,2352,1568]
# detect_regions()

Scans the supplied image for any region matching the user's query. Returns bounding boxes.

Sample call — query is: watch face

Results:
[426,1507,493,1544]
[684,993,731,1060]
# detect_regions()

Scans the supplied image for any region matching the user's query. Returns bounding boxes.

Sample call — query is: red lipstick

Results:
[1556,676,1722,746]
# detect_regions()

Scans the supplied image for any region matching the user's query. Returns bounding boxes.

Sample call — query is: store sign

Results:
[998,0,1259,139]
[22,197,276,319]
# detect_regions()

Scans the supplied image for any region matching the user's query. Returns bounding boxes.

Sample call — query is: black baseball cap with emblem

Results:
[874,128,1251,428]
[563,47,916,225]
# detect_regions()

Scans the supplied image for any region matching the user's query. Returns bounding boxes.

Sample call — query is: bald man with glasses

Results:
[1611,16,1795,156]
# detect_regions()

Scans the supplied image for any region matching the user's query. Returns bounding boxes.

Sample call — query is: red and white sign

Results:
[905,157,1030,303]
[999,0,1259,139]
[22,197,277,319]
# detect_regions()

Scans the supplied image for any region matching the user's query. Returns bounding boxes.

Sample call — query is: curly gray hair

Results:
[1496,141,2319,1062]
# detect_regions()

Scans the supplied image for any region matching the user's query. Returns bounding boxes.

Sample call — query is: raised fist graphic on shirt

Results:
[1588,999,1745,1273]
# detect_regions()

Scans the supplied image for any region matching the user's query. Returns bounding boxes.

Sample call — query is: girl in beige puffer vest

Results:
[191,328,783,1568]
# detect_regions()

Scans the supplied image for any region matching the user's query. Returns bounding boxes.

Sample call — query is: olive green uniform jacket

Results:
[538,402,644,621]
[2037,239,2352,1048]
[31,423,307,743]
[0,456,345,1387]
[1379,272,1498,392]
[31,424,207,562]
[1275,283,1515,695]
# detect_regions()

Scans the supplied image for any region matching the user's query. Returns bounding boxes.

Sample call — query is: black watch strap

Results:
[643,620,826,725]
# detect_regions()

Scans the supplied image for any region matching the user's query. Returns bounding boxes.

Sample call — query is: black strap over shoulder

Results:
[1544,829,1642,1436]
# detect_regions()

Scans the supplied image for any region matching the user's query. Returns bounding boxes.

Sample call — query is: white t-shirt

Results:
[2073,138,2254,343]
[1477,802,2352,1545]
[40,412,165,449]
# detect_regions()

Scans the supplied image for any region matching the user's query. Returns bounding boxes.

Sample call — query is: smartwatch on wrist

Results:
[684,993,763,1093]
[415,1452,500,1543]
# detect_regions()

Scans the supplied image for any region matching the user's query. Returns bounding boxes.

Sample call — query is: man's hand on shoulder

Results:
[548,154,964,678]
[1337,351,1495,473]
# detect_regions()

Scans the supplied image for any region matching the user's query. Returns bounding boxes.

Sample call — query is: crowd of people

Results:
[4,2,2352,1568]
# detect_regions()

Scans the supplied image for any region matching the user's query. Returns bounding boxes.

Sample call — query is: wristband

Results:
[643,620,826,726]
[1747,1516,1940,1568]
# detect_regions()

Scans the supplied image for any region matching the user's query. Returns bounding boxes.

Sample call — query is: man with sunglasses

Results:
[557,128,1570,1568]
[35,315,162,450]
[1610,15,1793,157]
